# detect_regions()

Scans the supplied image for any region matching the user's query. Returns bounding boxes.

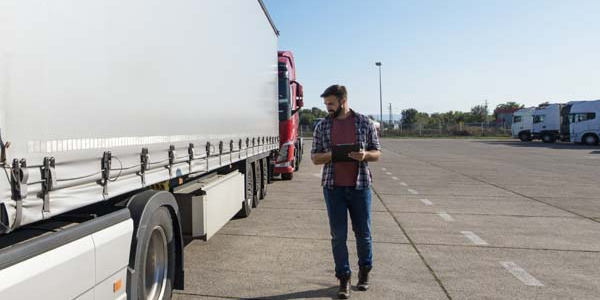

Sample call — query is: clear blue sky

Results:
[263,0,600,116]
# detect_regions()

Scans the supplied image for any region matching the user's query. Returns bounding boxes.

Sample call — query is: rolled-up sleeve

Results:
[366,121,381,151]
[311,123,324,154]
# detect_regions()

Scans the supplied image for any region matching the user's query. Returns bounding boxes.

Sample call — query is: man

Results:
[311,85,381,299]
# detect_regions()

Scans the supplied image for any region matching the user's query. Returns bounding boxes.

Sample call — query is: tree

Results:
[401,108,419,125]
[495,101,523,111]
[311,107,327,118]
[299,109,314,127]
[470,105,488,123]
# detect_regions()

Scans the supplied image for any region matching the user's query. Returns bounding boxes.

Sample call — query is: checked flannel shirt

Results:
[311,110,381,190]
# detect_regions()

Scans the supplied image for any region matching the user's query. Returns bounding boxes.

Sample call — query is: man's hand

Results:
[348,150,367,162]
[349,150,381,162]
[311,152,332,165]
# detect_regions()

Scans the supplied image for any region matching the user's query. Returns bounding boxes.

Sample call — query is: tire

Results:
[132,207,175,300]
[267,160,274,184]
[518,132,531,142]
[252,162,260,208]
[293,150,300,172]
[281,172,293,180]
[259,158,268,200]
[236,163,254,217]
[541,133,556,143]
[583,134,599,146]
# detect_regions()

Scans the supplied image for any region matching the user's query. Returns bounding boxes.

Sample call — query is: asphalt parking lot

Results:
[174,138,600,300]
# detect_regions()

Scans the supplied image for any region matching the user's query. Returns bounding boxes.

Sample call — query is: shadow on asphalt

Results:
[246,286,338,300]
[478,140,600,150]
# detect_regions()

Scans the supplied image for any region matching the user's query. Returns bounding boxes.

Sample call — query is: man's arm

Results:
[311,121,330,165]
[347,117,382,162]
[311,152,332,165]
[348,149,380,162]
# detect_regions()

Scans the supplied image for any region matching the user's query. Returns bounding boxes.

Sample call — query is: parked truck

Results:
[272,51,304,180]
[512,107,535,141]
[0,1,280,299]
[566,100,600,145]
[531,104,564,143]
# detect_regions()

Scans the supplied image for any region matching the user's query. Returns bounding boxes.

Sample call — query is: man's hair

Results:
[320,84,347,100]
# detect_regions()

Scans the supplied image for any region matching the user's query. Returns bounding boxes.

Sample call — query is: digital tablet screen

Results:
[331,143,361,162]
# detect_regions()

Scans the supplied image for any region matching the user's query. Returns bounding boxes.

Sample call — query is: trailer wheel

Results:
[260,158,268,200]
[129,207,175,300]
[252,162,261,207]
[583,133,599,145]
[140,207,175,300]
[281,172,293,180]
[518,132,531,142]
[127,191,183,300]
[236,163,254,217]
[541,133,556,143]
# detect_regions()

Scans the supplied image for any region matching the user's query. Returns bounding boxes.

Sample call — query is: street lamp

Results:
[375,62,383,135]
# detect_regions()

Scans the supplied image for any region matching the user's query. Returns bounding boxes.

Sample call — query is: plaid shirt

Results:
[311,110,381,190]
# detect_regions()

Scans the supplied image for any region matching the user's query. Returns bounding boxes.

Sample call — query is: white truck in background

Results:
[0,1,280,299]
[511,107,534,141]
[531,104,563,143]
[567,100,600,145]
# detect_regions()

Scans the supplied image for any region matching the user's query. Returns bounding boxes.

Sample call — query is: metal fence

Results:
[300,123,511,137]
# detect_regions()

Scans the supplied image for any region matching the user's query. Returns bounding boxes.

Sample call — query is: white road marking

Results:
[391,176,399,180]
[585,155,600,159]
[437,212,455,222]
[500,261,544,287]
[312,173,321,178]
[385,172,392,175]
[400,182,408,187]
[382,167,387,171]
[407,189,419,195]
[419,199,433,206]
[460,231,488,245]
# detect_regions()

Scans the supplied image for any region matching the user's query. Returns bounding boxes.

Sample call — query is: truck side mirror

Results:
[292,81,304,108]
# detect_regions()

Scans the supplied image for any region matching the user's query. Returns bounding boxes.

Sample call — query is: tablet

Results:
[332,143,362,162]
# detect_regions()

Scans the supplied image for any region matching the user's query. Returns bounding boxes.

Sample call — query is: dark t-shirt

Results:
[331,113,358,187]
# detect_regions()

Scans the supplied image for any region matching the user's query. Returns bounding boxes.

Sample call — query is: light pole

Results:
[375,62,383,135]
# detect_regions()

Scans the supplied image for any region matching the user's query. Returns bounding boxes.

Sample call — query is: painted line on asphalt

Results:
[419,199,433,206]
[312,173,321,178]
[585,155,600,159]
[460,231,488,245]
[391,176,399,180]
[382,167,387,171]
[400,182,408,187]
[437,212,455,222]
[408,189,419,195]
[500,261,544,287]
[385,172,393,175]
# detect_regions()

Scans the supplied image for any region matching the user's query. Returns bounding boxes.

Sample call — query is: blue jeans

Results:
[323,187,373,278]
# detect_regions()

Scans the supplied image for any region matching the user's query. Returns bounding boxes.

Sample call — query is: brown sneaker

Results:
[357,265,372,291]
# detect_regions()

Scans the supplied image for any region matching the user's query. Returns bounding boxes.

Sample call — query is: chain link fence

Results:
[300,123,511,138]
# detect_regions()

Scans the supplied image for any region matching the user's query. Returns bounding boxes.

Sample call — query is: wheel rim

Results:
[586,136,595,144]
[144,225,168,300]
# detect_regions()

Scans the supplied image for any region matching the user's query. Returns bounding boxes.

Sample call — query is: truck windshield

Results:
[279,78,291,121]
[569,113,596,123]
[513,116,522,123]
[533,115,544,123]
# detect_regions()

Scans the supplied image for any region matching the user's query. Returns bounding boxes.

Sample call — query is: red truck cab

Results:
[273,51,304,180]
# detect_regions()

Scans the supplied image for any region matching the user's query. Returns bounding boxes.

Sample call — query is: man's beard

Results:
[329,105,343,118]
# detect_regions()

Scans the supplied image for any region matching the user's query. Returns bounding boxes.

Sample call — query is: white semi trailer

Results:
[0,1,280,299]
